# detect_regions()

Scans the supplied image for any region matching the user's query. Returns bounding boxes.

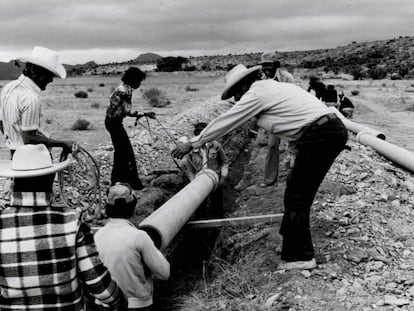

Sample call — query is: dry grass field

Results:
[0,71,225,159]
[2,73,414,157]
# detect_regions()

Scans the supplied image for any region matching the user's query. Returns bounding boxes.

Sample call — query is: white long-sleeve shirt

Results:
[191,79,330,149]
[95,218,170,308]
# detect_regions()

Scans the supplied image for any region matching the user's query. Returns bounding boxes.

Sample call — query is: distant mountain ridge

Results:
[1,37,413,80]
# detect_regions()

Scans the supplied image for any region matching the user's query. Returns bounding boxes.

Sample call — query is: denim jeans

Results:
[105,117,143,190]
[280,117,348,261]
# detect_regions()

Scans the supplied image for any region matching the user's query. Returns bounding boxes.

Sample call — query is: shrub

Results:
[156,56,188,72]
[91,102,100,109]
[185,85,199,92]
[71,119,91,130]
[142,88,171,107]
[74,90,88,98]
[45,118,53,124]
[87,88,94,92]
[99,83,105,87]
[351,90,360,96]
[405,104,414,111]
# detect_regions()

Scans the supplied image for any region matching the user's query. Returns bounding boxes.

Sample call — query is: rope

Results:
[135,116,190,181]
[58,146,103,222]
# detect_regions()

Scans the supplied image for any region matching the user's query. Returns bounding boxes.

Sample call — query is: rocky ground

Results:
[147,85,414,310]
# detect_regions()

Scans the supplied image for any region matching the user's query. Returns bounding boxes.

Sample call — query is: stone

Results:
[345,247,369,263]
[383,294,409,306]
[391,199,400,208]
[301,270,311,278]
[265,293,280,307]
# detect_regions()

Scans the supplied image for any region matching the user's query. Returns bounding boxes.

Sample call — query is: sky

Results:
[0,0,413,65]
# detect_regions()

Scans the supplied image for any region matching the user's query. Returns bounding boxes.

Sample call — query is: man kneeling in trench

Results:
[95,183,170,310]
[172,64,348,270]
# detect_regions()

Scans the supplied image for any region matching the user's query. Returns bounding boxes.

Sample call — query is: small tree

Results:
[156,56,188,72]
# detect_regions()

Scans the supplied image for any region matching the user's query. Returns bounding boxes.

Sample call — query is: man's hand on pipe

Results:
[171,142,193,159]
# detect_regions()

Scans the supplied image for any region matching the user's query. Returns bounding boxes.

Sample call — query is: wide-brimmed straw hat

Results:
[221,64,261,100]
[0,144,71,178]
[18,46,66,79]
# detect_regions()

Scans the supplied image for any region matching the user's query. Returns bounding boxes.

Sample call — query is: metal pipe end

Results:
[139,225,164,250]
[356,131,369,144]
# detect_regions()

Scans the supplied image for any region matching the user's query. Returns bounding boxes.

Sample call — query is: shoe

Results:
[260,182,274,188]
[277,258,316,270]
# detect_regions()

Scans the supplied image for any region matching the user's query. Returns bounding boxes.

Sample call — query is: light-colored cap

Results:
[107,183,136,205]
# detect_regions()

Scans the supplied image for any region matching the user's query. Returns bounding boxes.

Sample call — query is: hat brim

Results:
[18,56,66,79]
[221,66,261,100]
[0,159,71,178]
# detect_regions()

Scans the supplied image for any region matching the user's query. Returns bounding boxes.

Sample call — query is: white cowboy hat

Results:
[221,64,261,100]
[260,52,276,64]
[18,46,66,79]
[0,144,71,178]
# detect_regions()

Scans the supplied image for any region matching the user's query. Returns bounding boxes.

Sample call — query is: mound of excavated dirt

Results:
[172,134,414,311]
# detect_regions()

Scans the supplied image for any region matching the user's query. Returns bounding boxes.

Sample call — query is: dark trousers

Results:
[280,117,348,261]
[105,117,143,190]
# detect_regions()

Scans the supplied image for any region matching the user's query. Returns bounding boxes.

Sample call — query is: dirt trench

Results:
[148,129,255,310]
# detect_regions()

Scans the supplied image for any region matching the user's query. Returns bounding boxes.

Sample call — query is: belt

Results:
[313,113,337,126]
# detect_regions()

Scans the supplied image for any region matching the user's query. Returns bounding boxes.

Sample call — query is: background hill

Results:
[1,36,413,80]
[134,52,162,63]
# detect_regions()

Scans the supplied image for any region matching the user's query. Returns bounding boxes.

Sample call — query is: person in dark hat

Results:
[0,46,75,158]
[172,64,348,270]
[95,183,170,310]
[322,84,338,108]
[105,67,156,192]
[307,76,326,100]
[338,91,355,118]
[0,144,127,310]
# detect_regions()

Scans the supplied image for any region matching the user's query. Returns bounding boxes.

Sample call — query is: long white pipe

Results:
[356,131,414,173]
[328,107,386,140]
[139,168,219,250]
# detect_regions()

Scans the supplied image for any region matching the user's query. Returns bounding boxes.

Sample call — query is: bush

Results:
[351,90,360,96]
[45,118,53,124]
[87,88,94,92]
[185,85,199,92]
[91,102,100,109]
[156,56,188,72]
[74,90,88,98]
[71,119,91,130]
[142,88,171,107]
[99,83,105,87]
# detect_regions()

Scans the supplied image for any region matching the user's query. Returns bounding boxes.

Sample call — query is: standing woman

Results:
[105,67,155,191]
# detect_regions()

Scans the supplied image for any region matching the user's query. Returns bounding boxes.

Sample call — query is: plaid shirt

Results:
[0,192,127,310]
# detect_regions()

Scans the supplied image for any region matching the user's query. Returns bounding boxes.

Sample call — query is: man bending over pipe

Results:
[172,64,348,270]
